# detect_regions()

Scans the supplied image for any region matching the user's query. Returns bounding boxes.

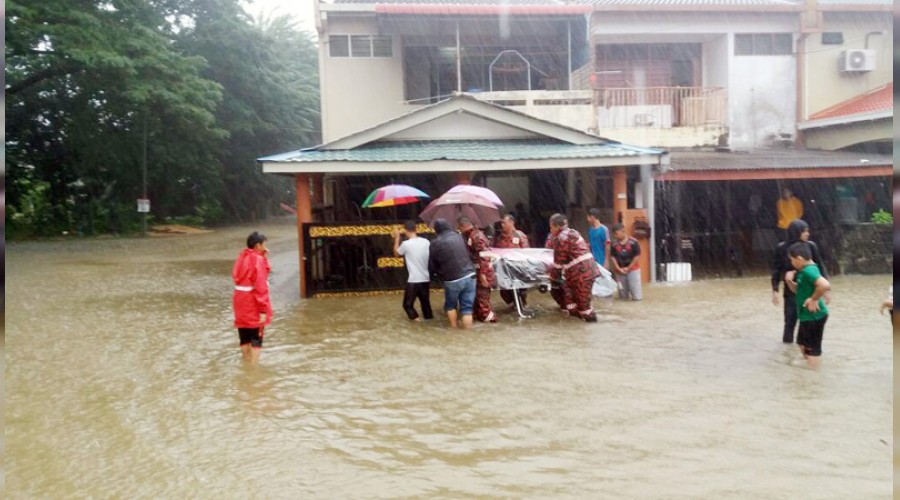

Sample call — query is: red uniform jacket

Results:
[232,248,273,328]
[463,228,496,282]
[546,227,600,283]
[494,229,530,249]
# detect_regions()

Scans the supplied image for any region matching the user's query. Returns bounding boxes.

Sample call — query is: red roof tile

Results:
[808,82,893,121]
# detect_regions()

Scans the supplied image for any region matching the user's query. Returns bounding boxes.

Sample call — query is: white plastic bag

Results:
[592,264,618,298]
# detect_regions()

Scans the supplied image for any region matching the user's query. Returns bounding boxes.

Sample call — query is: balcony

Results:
[593,86,728,148]
[469,90,594,132]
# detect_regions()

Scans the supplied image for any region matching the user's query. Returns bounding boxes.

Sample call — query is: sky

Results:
[242,0,317,33]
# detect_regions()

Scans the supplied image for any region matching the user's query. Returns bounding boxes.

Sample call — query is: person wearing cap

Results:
[232,231,272,365]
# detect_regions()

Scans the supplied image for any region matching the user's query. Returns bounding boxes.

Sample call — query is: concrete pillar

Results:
[612,167,627,224]
[296,174,314,298]
[640,164,656,282]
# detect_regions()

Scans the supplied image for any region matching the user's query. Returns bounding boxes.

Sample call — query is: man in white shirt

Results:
[392,220,433,321]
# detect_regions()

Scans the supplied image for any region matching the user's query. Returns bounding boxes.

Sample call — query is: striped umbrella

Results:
[362,184,430,208]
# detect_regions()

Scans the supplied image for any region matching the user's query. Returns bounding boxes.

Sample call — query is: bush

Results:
[870,209,892,225]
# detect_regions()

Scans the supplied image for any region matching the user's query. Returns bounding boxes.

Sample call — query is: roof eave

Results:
[260,155,663,175]
[798,110,892,130]
[591,4,803,12]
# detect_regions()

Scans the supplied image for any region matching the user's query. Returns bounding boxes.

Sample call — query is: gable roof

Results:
[314,93,611,150]
[258,94,666,174]
[799,82,892,130]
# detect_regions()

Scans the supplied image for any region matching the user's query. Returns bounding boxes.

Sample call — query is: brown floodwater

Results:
[6,220,893,498]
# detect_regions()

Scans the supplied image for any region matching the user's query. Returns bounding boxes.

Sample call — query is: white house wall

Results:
[383,113,543,141]
[702,35,729,90]
[320,16,407,142]
[729,53,796,149]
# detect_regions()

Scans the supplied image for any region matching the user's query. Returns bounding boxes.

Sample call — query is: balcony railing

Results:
[593,86,727,128]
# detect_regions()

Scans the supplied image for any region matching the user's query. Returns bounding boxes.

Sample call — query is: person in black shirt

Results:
[428,218,477,329]
[771,219,829,343]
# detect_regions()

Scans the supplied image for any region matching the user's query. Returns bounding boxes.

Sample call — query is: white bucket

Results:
[664,262,692,282]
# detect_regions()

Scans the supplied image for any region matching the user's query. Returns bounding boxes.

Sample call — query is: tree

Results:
[6,0,320,236]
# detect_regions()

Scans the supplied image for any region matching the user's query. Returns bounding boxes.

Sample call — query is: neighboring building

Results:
[796,1,892,152]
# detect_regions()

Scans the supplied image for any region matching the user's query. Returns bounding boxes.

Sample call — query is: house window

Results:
[329,35,350,57]
[734,34,793,55]
[329,35,393,58]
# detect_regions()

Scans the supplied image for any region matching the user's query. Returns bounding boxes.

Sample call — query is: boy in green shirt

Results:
[784,242,831,369]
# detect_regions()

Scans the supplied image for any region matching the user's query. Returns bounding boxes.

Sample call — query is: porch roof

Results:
[799,82,893,131]
[261,139,665,174]
[656,149,893,181]
[264,139,657,162]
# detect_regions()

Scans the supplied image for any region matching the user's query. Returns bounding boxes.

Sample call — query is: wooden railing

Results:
[593,86,727,128]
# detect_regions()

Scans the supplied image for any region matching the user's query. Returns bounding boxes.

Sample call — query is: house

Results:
[262,0,892,294]
[259,95,666,296]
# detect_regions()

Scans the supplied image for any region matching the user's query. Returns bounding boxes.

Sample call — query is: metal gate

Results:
[303,220,434,297]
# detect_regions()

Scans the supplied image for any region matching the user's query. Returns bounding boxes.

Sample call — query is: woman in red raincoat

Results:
[232,231,272,365]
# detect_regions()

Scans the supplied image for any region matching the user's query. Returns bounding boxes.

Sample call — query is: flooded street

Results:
[6,220,892,498]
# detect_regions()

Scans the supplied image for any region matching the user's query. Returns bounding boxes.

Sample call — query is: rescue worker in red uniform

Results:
[546,213,600,322]
[458,216,497,323]
[494,213,530,308]
[232,231,273,365]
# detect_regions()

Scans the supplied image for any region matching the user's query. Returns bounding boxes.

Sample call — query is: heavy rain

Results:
[5,0,895,497]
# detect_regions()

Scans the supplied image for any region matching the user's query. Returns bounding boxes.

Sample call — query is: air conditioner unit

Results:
[839,50,875,72]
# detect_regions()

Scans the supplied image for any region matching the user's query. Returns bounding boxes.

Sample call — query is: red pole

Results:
[296,174,314,298]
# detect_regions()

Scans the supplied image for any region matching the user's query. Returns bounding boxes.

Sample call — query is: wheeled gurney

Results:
[482,247,618,319]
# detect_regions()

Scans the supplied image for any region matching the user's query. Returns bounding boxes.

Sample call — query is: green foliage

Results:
[870,209,892,225]
[5,0,320,238]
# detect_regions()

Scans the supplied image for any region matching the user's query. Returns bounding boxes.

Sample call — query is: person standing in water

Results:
[610,223,642,301]
[392,220,433,321]
[232,231,273,365]
[458,215,497,323]
[546,213,600,322]
[771,219,828,344]
[784,242,830,369]
[494,213,530,309]
[586,208,610,270]
[428,218,477,329]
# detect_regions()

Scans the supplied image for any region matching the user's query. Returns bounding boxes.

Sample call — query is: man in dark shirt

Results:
[428,218,477,329]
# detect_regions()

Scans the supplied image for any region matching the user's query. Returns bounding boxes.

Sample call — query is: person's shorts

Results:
[797,315,827,356]
[444,276,476,315]
[238,327,263,348]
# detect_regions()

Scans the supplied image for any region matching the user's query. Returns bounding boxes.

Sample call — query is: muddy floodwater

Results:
[6,220,893,498]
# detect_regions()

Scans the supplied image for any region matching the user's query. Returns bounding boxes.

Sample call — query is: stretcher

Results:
[482,247,618,319]
[481,248,554,319]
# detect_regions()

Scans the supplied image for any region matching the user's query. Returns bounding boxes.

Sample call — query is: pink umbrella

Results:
[447,184,504,206]
[419,191,502,228]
